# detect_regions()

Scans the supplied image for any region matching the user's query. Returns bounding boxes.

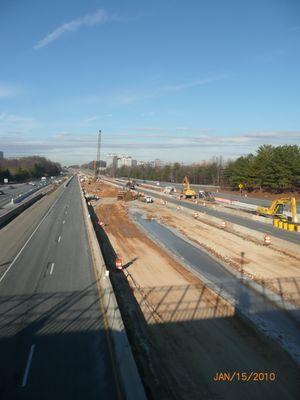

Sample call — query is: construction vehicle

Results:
[182,176,197,199]
[126,179,136,190]
[164,186,176,194]
[198,190,215,201]
[144,196,154,203]
[117,190,137,201]
[257,197,298,223]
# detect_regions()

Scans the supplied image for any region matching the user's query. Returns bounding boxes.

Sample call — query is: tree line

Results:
[0,156,62,183]
[107,145,300,193]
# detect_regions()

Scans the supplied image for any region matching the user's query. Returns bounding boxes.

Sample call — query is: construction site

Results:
[2,4,300,399]
[79,169,300,400]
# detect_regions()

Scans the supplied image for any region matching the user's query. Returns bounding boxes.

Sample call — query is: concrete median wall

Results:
[13,184,48,204]
[0,192,44,227]
[78,177,147,400]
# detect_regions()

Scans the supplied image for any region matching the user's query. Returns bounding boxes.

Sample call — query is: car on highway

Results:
[0,190,5,195]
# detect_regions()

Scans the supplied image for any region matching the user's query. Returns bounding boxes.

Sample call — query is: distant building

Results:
[0,151,3,159]
[117,154,136,168]
[154,158,164,168]
[106,153,118,169]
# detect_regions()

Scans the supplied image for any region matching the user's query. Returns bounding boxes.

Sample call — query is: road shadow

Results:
[0,281,119,400]
[122,257,139,270]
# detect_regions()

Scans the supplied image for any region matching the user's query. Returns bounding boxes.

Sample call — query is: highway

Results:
[0,182,43,208]
[0,178,119,399]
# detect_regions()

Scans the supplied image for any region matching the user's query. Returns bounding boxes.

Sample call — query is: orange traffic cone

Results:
[264,234,271,245]
[115,256,123,270]
[221,221,227,229]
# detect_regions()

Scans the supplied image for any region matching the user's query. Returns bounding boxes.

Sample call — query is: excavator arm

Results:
[182,176,190,190]
[257,197,298,223]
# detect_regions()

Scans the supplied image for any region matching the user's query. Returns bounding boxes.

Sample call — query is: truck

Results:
[164,186,176,194]
[198,190,215,201]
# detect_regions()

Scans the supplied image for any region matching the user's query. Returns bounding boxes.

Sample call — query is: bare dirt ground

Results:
[123,181,276,223]
[86,181,299,400]
[94,180,300,305]
[136,201,300,307]
[217,188,300,201]
[90,180,300,303]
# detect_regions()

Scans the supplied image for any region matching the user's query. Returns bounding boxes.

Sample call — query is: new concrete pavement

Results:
[0,178,119,399]
[134,213,300,365]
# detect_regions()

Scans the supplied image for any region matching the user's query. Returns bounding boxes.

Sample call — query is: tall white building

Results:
[106,153,118,169]
[117,154,137,168]
[154,158,163,167]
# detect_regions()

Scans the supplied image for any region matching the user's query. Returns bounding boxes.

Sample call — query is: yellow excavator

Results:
[257,197,298,223]
[182,176,197,199]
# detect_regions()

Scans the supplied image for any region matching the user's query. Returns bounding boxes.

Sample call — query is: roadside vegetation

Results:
[106,145,300,193]
[0,156,61,183]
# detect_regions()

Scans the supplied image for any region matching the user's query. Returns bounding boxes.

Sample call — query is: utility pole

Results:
[93,130,101,181]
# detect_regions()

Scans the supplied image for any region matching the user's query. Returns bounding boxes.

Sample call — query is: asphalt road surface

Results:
[0,178,119,399]
[0,182,43,208]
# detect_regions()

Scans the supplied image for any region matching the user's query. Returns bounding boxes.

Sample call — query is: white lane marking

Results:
[21,344,35,387]
[63,220,65,224]
[58,235,61,243]
[50,263,55,275]
[0,186,66,284]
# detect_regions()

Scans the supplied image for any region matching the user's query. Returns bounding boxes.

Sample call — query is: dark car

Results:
[0,190,5,195]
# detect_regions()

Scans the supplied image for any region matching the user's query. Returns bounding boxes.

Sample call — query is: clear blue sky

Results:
[0,0,300,165]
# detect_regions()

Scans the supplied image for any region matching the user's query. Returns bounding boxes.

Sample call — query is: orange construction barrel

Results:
[115,257,123,270]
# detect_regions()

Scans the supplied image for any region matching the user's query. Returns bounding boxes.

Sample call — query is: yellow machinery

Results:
[182,176,197,199]
[257,197,298,223]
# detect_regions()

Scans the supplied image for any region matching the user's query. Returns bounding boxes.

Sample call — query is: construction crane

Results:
[257,197,298,223]
[93,130,101,182]
[182,176,197,199]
